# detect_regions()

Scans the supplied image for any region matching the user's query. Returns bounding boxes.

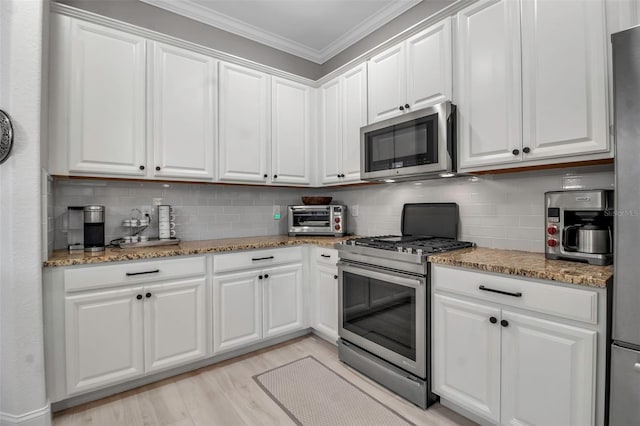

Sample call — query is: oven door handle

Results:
[337,261,424,289]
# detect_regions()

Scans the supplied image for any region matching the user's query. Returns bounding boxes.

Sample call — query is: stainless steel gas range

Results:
[335,203,473,409]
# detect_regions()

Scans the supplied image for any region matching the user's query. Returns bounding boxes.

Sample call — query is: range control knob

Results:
[547,239,558,247]
[397,246,404,252]
[334,217,341,223]
[416,249,423,256]
[547,226,558,235]
[404,247,414,254]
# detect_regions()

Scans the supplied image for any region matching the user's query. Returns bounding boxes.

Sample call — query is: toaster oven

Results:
[288,205,347,236]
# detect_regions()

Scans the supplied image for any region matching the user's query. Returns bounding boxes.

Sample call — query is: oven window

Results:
[365,114,438,172]
[292,210,330,227]
[342,271,416,361]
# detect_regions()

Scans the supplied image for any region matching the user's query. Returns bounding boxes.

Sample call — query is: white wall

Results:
[0,1,50,425]
[331,166,615,252]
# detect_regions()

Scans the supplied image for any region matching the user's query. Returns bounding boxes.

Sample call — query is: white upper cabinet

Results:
[406,18,453,111]
[67,20,147,176]
[271,77,311,185]
[218,62,270,183]
[319,64,367,185]
[150,42,217,180]
[520,0,609,161]
[368,44,406,123]
[368,18,452,123]
[456,0,523,169]
[457,0,610,171]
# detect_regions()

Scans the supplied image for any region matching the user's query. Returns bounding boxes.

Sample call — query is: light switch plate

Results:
[351,205,359,217]
[273,205,281,220]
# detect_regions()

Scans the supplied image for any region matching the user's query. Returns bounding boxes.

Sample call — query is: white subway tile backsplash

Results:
[50,166,614,252]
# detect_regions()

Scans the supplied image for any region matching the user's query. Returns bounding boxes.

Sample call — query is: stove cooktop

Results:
[344,235,474,255]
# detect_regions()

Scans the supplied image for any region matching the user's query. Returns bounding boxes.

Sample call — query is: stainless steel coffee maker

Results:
[545,190,614,265]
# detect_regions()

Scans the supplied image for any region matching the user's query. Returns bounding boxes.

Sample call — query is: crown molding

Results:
[139,0,421,64]
[49,2,317,86]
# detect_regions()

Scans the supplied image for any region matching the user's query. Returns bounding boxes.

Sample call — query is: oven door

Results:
[338,261,426,378]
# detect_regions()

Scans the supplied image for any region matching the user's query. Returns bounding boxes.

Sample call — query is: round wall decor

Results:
[0,110,14,164]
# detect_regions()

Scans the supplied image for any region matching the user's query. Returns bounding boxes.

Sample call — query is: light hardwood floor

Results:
[53,335,477,426]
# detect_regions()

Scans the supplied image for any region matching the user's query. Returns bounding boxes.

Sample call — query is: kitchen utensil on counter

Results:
[84,205,105,253]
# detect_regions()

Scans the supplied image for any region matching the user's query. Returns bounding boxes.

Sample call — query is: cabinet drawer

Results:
[213,247,302,273]
[65,256,207,292]
[315,248,338,266]
[432,265,598,324]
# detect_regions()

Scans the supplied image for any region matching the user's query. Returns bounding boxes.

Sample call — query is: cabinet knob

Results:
[136,294,143,300]
[399,105,405,111]
[258,275,263,280]
[146,292,151,298]
[501,319,509,327]
[523,147,531,154]
[489,316,497,324]
[139,165,145,170]
[340,174,345,178]
[264,274,269,279]
[263,174,268,178]
[337,174,341,178]
[334,275,338,280]
[512,149,520,156]
[404,104,410,109]
[155,166,161,171]
[273,174,278,179]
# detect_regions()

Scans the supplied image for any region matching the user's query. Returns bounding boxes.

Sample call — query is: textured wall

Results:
[0,0,50,423]
[52,166,614,253]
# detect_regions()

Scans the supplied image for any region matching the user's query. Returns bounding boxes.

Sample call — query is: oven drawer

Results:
[431,265,598,324]
[213,247,303,273]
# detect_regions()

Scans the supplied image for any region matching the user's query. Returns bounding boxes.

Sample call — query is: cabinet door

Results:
[213,270,262,353]
[271,77,311,185]
[367,44,406,123]
[501,310,596,426]
[456,0,522,169]
[319,78,342,185]
[144,278,207,373]
[341,64,367,183]
[263,263,304,338]
[68,20,146,176]
[521,0,609,161]
[65,286,144,394]
[218,62,269,183]
[406,18,452,110]
[151,42,216,180]
[314,264,339,342]
[433,294,501,423]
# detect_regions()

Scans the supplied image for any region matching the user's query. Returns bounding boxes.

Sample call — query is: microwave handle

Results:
[446,104,457,167]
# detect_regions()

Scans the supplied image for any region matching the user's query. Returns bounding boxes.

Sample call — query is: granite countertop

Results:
[44,235,354,268]
[429,247,613,288]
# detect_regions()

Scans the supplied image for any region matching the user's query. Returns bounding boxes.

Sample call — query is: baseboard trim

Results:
[0,404,51,426]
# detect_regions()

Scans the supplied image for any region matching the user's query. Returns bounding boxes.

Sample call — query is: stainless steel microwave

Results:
[288,205,346,236]
[360,101,457,182]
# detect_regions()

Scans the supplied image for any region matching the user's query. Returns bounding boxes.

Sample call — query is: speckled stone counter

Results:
[44,235,354,268]
[429,247,613,288]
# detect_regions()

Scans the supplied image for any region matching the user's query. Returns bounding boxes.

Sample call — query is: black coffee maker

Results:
[84,205,105,252]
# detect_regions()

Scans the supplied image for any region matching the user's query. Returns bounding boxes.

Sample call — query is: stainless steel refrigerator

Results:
[610,25,640,425]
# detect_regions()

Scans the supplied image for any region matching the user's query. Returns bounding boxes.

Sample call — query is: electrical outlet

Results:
[351,205,359,217]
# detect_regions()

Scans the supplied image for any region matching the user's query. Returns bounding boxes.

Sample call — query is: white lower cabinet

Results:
[311,248,340,342]
[64,276,207,395]
[213,259,304,354]
[65,286,145,395]
[432,265,600,426]
[433,294,501,423]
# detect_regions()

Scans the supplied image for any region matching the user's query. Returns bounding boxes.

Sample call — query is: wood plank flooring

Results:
[53,335,477,426]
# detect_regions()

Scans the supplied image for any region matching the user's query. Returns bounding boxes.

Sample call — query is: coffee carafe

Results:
[545,190,613,265]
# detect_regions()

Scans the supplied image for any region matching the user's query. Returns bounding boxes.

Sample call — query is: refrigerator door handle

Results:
[634,363,640,373]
